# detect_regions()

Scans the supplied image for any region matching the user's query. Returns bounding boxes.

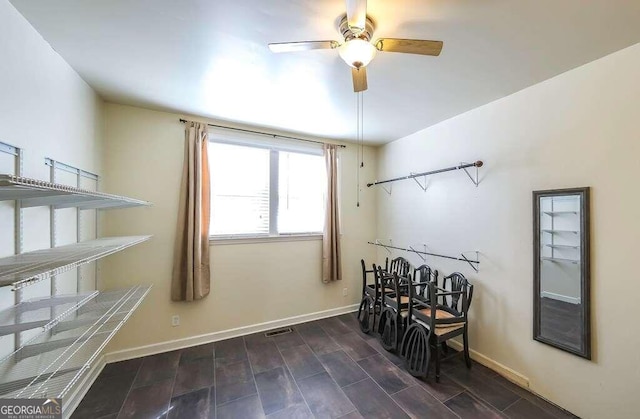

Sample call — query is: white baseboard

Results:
[63,355,106,419]
[541,291,580,305]
[105,303,359,363]
[447,340,530,388]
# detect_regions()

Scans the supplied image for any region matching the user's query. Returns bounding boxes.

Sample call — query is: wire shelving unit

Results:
[0,143,153,416]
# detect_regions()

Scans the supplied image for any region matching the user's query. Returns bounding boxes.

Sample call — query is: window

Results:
[209,136,326,238]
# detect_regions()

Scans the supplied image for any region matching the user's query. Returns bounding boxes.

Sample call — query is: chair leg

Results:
[434,338,441,382]
[371,307,377,334]
[463,328,472,369]
[395,313,405,350]
[393,313,402,351]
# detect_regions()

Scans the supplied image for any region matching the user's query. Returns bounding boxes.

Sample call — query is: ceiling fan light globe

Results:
[338,39,376,68]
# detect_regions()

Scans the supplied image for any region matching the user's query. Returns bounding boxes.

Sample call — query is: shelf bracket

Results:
[461,162,480,187]
[410,173,427,191]
[407,245,427,262]
[374,239,392,254]
[460,251,480,272]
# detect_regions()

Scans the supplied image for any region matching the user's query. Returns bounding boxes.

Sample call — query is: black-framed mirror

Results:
[533,187,591,359]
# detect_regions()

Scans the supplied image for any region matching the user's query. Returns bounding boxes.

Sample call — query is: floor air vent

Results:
[265,327,293,337]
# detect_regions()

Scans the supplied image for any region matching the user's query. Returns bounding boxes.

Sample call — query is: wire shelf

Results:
[0,174,150,209]
[541,229,579,234]
[545,244,580,249]
[0,285,150,408]
[0,236,152,290]
[541,257,580,264]
[542,211,578,215]
[0,292,99,336]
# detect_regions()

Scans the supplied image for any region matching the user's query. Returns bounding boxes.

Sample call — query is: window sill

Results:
[210,233,323,245]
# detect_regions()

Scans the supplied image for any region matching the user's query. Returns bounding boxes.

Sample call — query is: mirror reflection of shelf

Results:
[542,229,579,234]
[545,244,580,249]
[541,256,580,264]
[543,211,578,215]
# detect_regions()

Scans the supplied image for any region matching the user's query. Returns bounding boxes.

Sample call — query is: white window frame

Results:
[208,128,325,243]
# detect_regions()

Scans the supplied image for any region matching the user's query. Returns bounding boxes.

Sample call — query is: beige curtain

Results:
[171,121,211,301]
[322,144,342,283]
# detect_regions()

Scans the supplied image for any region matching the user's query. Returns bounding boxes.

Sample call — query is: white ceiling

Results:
[10,0,640,144]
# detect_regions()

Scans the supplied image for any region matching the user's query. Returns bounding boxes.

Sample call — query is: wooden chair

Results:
[377,267,411,352]
[398,265,437,375]
[402,272,473,381]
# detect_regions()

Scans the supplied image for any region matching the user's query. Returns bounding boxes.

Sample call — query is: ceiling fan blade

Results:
[352,67,368,92]
[375,38,443,56]
[268,41,339,53]
[345,0,367,33]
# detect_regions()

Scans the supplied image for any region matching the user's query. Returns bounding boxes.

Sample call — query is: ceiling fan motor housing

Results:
[339,15,375,42]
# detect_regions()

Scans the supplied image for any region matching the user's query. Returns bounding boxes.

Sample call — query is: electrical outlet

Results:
[171,315,180,327]
[342,288,348,296]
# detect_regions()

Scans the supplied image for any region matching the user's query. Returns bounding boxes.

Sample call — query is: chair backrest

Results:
[407,268,431,317]
[372,263,384,298]
[380,269,412,310]
[412,264,438,299]
[441,272,474,314]
[360,259,375,295]
[385,257,411,277]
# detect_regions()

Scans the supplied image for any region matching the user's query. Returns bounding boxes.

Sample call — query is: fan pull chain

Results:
[360,92,364,169]
[356,91,361,207]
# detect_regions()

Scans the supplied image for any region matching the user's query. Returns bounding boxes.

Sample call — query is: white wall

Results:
[0,0,103,357]
[376,43,640,419]
[100,103,377,353]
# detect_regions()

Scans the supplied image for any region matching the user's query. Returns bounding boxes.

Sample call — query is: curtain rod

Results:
[179,119,346,148]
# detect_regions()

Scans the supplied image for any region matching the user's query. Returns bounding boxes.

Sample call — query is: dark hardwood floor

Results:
[539,297,583,351]
[72,313,578,419]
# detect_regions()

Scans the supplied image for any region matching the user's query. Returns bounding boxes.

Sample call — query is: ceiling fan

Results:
[268,0,443,92]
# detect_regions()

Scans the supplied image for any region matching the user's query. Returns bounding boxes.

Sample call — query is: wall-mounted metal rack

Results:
[0,174,150,209]
[0,236,151,290]
[0,285,150,401]
[367,160,483,191]
[368,240,480,272]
